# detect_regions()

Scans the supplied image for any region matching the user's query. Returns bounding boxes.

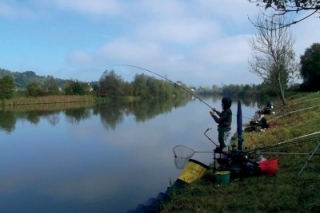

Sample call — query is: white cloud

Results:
[191,34,252,64]
[47,0,122,15]
[0,1,37,19]
[135,18,222,44]
[291,15,320,58]
[67,50,92,64]
[96,38,165,63]
[1,0,318,86]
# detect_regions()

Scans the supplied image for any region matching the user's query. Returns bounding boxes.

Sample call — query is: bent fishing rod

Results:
[107,64,252,120]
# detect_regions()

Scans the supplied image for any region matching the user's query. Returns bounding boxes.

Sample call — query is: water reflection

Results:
[0,110,16,132]
[0,96,191,133]
[65,108,92,124]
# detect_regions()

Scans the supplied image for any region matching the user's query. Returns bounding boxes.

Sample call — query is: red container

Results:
[267,123,274,129]
[258,158,278,176]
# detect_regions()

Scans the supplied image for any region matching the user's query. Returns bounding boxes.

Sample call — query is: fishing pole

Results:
[107,64,252,119]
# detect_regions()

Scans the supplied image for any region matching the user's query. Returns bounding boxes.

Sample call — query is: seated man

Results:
[259,116,268,129]
[250,111,267,130]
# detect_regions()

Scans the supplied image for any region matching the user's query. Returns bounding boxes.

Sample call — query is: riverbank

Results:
[0,95,95,106]
[0,94,143,107]
[161,92,320,213]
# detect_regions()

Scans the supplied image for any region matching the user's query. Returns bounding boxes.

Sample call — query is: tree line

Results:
[95,70,192,99]
[0,69,192,101]
[0,40,319,102]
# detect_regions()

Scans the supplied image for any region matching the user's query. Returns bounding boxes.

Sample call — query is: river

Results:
[0,96,264,213]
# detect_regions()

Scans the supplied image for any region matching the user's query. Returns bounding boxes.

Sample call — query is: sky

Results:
[0,0,319,88]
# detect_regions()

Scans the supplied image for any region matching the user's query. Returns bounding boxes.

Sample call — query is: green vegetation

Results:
[97,70,192,100]
[300,43,320,91]
[161,92,320,213]
[0,69,193,106]
[0,69,74,89]
[1,95,94,107]
[0,75,15,100]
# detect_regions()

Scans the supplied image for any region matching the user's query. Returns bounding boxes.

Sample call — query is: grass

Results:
[0,95,141,107]
[161,92,320,213]
[1,95,94,106]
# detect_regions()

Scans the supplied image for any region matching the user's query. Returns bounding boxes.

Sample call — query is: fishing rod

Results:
[262,152,320,156]
[244,131,320,154]
[107,64,253,120]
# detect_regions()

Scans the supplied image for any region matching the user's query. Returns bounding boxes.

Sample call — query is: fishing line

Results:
[107,64,252,120]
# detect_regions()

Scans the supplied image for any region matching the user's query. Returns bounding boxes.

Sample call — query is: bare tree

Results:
[248,15,299,105]
[248,0,320,28]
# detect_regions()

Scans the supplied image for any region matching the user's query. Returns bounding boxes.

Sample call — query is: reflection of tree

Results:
[133,97,189,122]
[0,110,16,133]
[46,114,60,126]
[0,104,94,132]
[241,98,252,107]
[64,108,91,124]
[94,103,124,130]
[94,96,191,130]
[27,111,41,124]
[25,111,61,125]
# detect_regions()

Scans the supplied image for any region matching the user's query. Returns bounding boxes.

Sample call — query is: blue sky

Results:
[0,0,319,88]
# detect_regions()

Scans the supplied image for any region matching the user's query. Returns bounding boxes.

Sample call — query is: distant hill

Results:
[0,68,98,89]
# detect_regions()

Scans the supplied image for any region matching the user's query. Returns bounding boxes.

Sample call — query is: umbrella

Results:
[237,100,244,151]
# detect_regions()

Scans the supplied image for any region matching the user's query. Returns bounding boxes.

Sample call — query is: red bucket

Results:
[258,158,278,176]
[267,123,274,129]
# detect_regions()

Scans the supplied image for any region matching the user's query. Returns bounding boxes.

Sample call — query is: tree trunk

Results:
[277,74,286,105]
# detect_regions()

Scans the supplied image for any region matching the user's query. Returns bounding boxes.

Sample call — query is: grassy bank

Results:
[161,92,320,213]
[0,95,142,107]
[1,95,94,106]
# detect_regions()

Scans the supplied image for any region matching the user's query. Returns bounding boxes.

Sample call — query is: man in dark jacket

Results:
[210,97,232,150]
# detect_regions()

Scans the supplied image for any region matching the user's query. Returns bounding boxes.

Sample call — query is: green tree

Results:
[0,75,15,100]
[123,82,134,96]
[99,70,124,98]
[46,77,60,95]
[300,43,320,91]
[26,82,41,97]
[147,77,160,97]
[64,80,86,95]
[248,15,299,105]
[133,74,149,98]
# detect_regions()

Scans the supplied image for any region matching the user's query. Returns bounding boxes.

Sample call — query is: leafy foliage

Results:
[0,68,98,90]
[0,75,15,100]
[99,70,124,98]
[300,43,320,91]
[26,82,42,97]
[133,73,149,98]
[64,80,89,95]
[46,77,60,95]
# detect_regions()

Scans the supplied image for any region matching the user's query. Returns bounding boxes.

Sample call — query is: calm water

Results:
[0,96,263,213]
